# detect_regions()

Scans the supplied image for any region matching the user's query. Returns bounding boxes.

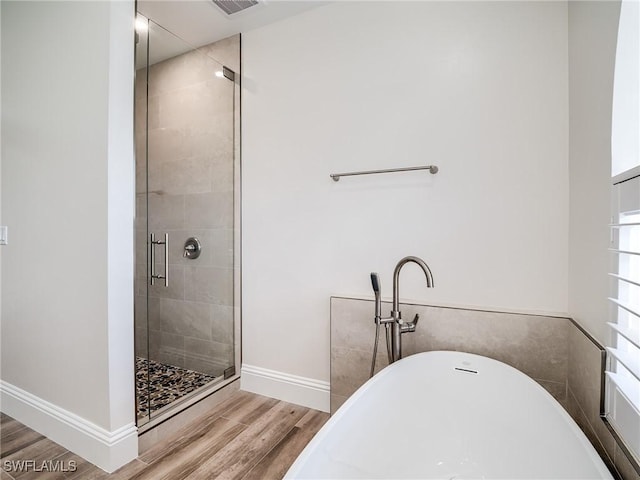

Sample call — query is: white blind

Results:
[607,175,640,462]
[607,0,640,463]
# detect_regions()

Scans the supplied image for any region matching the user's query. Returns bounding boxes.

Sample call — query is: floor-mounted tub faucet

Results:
[370,256,434,377]
[391,256,434,362]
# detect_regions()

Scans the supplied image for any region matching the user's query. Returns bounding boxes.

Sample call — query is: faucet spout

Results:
[392,256,434,315]
[390,256,434,362]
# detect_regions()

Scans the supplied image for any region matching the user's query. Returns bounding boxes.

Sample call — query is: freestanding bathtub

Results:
[285,351,613,479]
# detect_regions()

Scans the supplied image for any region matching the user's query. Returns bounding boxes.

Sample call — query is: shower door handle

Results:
[150,233,169,287]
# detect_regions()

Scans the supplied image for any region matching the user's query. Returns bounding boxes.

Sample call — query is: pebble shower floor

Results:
[135,357,215,418]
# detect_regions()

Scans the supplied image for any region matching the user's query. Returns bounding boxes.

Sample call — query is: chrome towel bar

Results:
[330,165,438,182]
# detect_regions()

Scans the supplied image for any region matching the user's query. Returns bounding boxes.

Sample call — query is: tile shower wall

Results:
[134,35,239,377]
[331,297,569,413]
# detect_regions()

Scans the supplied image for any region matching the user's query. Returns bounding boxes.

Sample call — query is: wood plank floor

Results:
[0,391,329,480]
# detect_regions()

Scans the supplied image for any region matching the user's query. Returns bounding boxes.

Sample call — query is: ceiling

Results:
[137,0,328,51]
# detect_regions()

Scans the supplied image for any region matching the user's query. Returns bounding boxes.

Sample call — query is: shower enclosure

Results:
[134,16,240,426]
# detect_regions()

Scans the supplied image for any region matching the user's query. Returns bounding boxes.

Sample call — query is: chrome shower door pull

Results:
[150,233,169,287]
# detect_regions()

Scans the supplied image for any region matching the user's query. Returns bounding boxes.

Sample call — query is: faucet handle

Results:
[400,313,420,333]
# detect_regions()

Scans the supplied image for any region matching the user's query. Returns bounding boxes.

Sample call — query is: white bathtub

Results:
[285,351,613,479]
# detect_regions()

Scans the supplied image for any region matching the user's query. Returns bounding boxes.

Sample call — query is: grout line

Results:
[534,377,566,384]
[568,387,608,454]
[601,417,640,477]
[567,387,621,480]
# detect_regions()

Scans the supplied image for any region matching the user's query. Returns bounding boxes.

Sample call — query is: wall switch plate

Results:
[0,226,8,245]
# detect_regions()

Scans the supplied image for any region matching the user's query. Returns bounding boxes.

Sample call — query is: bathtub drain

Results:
[454,367,478,374]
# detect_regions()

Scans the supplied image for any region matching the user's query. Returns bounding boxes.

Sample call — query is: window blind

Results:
[607,174,640,462]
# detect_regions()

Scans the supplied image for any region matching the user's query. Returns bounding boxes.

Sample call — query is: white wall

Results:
[568,1,621,344]
[1,1,137,471]
[611,0,639,178]
[242,1,569,394]
[0,1,3,352]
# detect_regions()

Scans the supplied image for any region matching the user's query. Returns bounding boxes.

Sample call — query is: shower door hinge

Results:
[222,66,235,82]
[224,366,236,379]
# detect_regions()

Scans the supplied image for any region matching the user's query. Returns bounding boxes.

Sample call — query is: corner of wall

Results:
[106,0,136,433]
[567,0,621,345]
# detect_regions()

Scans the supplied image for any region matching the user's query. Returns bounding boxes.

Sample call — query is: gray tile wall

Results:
[330,296,640,479]
[134,35,240,378]
[330,297,569,412]
[567,323,640,480]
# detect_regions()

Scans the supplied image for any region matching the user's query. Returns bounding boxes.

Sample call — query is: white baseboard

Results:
[0,380,137,473]
[240,364,330,413]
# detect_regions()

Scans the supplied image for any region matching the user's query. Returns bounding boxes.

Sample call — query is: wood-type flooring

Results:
[0,390,329,480]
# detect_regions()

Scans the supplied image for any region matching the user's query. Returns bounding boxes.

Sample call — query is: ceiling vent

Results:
[212,0,259,16]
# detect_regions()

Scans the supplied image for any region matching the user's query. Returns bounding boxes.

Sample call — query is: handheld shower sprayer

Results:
[370,272,382,378]
[371,272,381,320]
[369,272,394,378]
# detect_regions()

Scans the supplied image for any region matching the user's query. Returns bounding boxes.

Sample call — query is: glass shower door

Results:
[134,16,237,425]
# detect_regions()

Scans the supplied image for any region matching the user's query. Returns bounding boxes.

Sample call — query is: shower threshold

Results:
[136,357,216,419]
